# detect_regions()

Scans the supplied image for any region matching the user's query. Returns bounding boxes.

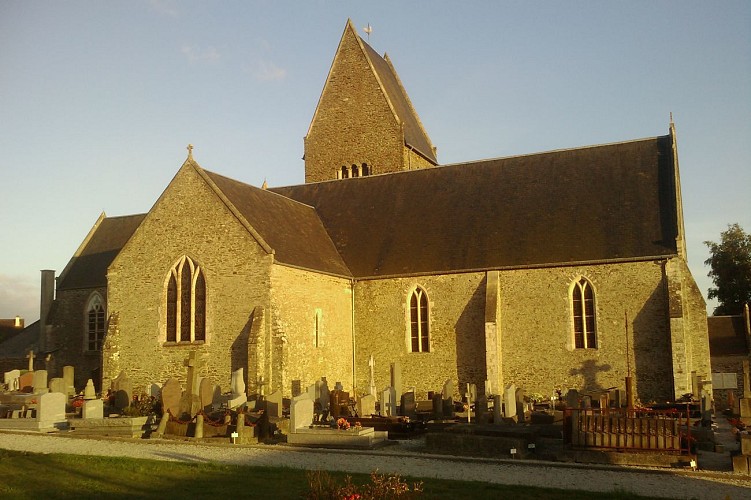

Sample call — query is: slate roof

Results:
[360,40,437,164]
[708,316,749,357]
[57,214,146,290]
[203,169,351,277]
[0,320,39,359]
[272,135,680,278]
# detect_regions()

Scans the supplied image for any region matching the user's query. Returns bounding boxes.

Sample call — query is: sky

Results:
[1,1,749,323]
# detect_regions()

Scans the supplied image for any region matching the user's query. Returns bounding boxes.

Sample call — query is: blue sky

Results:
[1,1,749,322]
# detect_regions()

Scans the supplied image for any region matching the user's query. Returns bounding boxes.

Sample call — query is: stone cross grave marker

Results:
[368,354,377,397]
[26,350,35,372]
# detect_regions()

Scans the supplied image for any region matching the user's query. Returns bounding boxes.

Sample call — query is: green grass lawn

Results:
[0,449,661,499]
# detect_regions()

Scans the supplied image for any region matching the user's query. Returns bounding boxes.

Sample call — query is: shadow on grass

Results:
[0,449,679,499]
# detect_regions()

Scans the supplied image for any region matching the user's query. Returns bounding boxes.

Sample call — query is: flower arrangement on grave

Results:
[354,421,362,431]
[336,417,350,430]
[71,397,84,409]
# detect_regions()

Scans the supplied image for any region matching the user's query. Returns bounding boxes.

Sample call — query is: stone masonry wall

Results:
[353,260,677,403]
[104,164,273,394]
[354,273,487,400]
[270,265,353,397]
[304,25,405,183]
[49,287,105,391]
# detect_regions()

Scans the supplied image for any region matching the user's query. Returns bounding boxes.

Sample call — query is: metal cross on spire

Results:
[363,23,373,41]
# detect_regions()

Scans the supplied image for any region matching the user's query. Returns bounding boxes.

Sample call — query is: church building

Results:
[42,20,710,404]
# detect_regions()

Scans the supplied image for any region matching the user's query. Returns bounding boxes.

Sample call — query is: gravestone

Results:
[381,386,396,417]
[180,352,203,416]
[111,371,132,408]
[442,396,454,419]
[290,393,314,433]
[83,399,104,419]
[442,379,454,400]
[476,395,489,423]
[228,368,247,409]
[432,393,443,419]
[400,391,416,418]
[515,388,526,422]
[291,379,302,397]
[198,377,214,412]
[368,355,377,397]
[484,379,493,397]
[330,389,349,418]
[149,383,162,399]
[63,365,75,396]
[390,362,402,407]
[161,378,182,417]
[357,394,376,418]
[493,394,502,425]
[334,381,344,392]
[266,390,283,418]
[18,372,34,392]
[83,379,97,400]
[4,369,20,391]
[32,370,48,394]
[503,384,517,420]
[565,389,580,408]
[469,383,477,405]
[49,378,66,395]
[37,392,66,427]
[26,350,35,372]
[318,378,330,412]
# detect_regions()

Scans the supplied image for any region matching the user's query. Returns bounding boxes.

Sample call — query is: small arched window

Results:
[166,256,206,343]
[341,166,349,179]
[409,287,430,352]
[351,164,360,177]
[571,278,597,349]
[85,294,106,351]
[361,163,370,176]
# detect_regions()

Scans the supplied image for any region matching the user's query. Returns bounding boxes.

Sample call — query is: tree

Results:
[704,223,751,316]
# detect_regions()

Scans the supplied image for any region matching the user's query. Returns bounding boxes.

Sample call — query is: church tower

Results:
[304,20,437,183]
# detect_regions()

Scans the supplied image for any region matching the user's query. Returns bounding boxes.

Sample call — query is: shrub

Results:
[304,470,423,499]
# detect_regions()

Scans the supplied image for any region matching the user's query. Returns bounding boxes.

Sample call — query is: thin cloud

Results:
[181,45,221,64]
[254,60,287,82]
[0,274,39,322]
[148,0,179,17]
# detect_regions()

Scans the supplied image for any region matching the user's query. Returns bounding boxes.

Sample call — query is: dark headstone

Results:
[18,372,33,393]
[442,397,454,418]
[113,390,130,411]
[432,394,442,420]
[291,380,302,398]
[476,395,489,424]
[400,391,416,418]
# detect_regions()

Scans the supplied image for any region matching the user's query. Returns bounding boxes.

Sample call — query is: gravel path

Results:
[1,431,750,499]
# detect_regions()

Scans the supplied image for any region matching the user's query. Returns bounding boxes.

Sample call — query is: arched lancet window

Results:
[166,256,206,343]
[85,294,106,351]
[409,287,430,352]
[361,163,370,176]
[571,277,597,349]
[351,164,360,177]
[341,166,349,179]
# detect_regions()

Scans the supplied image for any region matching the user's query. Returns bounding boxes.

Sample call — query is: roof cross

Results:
[187,144,194,159]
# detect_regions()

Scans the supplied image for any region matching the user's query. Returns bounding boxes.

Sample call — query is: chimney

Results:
[14,316,23,328]
[39,270,55,353]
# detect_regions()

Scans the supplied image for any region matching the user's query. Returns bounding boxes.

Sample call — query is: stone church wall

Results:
[353,260,685,403]
[103,165,273,394]
[269,265,353,397]
[354,273,487,400]
[304,26,405,183]
[48,287,105,391]
[498,261,674,403]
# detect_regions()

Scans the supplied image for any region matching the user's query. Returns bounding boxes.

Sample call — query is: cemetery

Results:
[1,349,750,474]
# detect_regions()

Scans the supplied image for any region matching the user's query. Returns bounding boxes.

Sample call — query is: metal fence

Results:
[563,406,693,454]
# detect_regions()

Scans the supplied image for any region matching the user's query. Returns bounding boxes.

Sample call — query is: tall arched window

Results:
[361,163,370,176]
[166,256,206,343]
[571,278,597,349]
[85,294,106,351]
[409,287,430,352]
[351,164,360,177]
[340,166,349,179]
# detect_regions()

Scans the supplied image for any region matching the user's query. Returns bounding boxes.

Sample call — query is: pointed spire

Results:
[261,178,268,190]
[187,144,194,160]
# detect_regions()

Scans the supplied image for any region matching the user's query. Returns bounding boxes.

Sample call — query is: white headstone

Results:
[82,399,104,419]
[63,366,75,396]
[504,383,517,419]
[4,369,20,391]
[289,393,314,433]
[381,386,396,416]
[442,379,454,400]
[228,368,247,408]
[49,378,66,394]
[32,370,49,394]
[357,394,376,418]
[37,392,66,426]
